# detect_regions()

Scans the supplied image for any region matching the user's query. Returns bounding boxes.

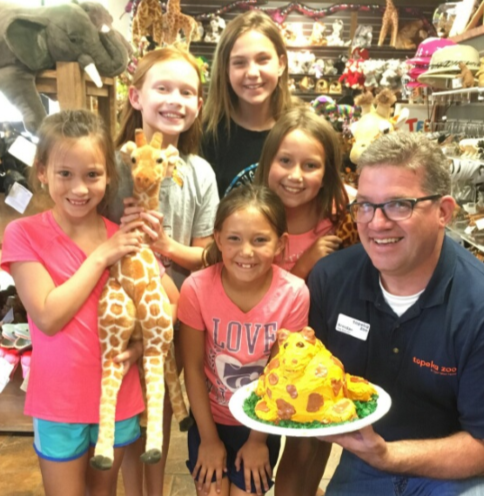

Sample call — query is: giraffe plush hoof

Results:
[179,416,193,432]
[140,449,162,464]
[90,455,113,471]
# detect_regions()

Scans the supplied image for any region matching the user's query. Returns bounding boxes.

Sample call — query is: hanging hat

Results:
[418,44,480,81]
[407,66,427,79]
[407,37,456,66]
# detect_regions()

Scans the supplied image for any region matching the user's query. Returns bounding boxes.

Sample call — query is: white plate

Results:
[229,380,391,437]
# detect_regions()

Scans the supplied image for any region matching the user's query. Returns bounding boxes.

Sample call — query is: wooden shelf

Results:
[0,366,31,433]
[450,24,484,43]
[36,62,117,138]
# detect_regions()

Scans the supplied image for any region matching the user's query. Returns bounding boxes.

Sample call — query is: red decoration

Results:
[126,1,433,37]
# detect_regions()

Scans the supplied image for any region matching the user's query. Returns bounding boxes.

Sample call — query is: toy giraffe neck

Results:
[134,187,160,212]
[167,0,180,13]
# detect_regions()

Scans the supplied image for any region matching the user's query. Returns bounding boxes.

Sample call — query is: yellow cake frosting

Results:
[255,327,377,424]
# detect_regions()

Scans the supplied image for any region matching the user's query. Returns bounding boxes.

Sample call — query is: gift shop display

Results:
[418,44,480,89]
[3,0,484,443]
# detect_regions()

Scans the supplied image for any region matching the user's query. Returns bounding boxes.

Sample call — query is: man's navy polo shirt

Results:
[308,236,484,442]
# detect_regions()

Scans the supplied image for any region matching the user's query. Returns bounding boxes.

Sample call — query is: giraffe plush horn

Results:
[135,129,147,147]
[150,132,163,150]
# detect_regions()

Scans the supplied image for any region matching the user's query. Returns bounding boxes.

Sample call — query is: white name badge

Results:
[336,314,370,341]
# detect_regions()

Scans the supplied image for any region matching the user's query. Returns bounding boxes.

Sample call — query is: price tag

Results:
[452,78,463,89]
[5,182,33,214]
[464,202,477,214]
[8,135,37,167]
[20,370,29,392]
[475,218,484,230]
[2,307,14,324]
[0,357,15,393]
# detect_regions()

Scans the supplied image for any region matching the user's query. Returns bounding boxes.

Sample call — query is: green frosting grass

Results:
[243,392,378,429]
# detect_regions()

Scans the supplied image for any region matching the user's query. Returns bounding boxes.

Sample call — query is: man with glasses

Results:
[309,132,484,495]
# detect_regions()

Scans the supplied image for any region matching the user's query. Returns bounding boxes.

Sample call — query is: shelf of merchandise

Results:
[430,87,484,104]
[450,25,484,43]
[432,87,484,96]
[447,225,484,253]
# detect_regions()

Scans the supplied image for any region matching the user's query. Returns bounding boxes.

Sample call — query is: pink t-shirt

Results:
[278,218,334,271]
[178,263,309,425]
[1,211,144,423]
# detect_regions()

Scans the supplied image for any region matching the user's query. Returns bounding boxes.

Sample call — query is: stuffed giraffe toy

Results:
[131,0,164,49]
[335,212,359,249]
[378,0,399,47]
[160,0,198,48]
[91,130,190,471]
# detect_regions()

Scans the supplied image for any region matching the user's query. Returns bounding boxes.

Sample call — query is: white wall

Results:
[109,0,132,41]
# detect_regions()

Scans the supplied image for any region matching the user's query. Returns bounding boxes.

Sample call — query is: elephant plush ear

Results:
[5,19,54,71]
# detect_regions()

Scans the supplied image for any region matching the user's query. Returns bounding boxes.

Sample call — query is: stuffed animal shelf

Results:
[161,0,198,48]
[90,130,191,471]
[378,0,399,47]
[131,0,164,49]
[204,15,226,43]
[395,20,429,50]
[339,47,368,90]
[459,62,475,88]
[350,89,408,165]
[327,19,350,47]
[310,21,327,46]
[476,58,484,87]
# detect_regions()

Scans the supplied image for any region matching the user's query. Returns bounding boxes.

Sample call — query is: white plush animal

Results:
[204,16,225,43]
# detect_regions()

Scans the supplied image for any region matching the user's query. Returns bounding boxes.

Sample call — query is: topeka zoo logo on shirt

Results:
[413,356,457,376]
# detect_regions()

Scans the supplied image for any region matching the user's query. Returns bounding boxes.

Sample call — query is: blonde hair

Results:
[203,11,291,140]
[255,107,348,226]
[31,109,117,212]
[204,184,287,266]
[115,47,203,154]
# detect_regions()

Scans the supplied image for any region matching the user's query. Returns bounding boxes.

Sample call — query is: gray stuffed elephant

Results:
[0,1,130,134]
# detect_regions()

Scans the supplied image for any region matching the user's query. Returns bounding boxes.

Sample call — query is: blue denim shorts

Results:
[186,420,280,494]
[33,415,140,462]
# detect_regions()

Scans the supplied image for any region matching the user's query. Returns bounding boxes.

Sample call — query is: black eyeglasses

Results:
[348,195,442,224]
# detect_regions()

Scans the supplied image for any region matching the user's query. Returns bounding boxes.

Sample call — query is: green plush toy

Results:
[0,1,130,134]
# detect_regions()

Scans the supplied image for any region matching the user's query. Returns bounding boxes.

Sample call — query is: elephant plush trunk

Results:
[96,30,129,77]
[78,54,103,88]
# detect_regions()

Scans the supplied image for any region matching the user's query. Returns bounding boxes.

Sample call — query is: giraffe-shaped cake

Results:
[91,130,190,471]
[160,0,198,48]
[132,0,164,49]
[378,0,399,47]
[255,327,377,423]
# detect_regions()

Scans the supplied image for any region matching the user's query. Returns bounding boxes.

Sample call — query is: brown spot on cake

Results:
[307,393,324,412]
[276,399,296,420]
[286,384,298,399]
[268,373,279,386]
[332,379,342,396]
[255,401,270,413]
